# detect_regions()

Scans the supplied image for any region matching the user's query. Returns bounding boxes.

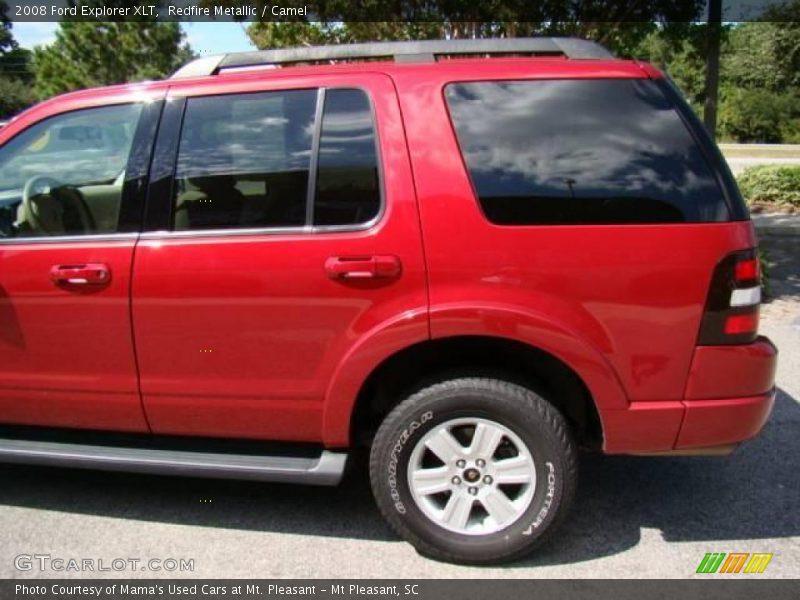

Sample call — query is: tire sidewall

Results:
[373,385,572,560]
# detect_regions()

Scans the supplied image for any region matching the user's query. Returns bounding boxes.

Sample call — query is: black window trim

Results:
[140,85,385,240]
[143,96,186,232]
[0,99,164,245]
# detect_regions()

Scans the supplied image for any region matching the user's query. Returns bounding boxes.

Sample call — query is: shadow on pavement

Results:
[518,386,799,567]
[0,388,797,565]
[761,234,800,301]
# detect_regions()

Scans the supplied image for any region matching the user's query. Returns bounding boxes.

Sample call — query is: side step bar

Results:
[0,438,347,486]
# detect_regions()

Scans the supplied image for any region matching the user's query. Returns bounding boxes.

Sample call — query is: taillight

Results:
[734,257,759,283]
[698,249,761,345]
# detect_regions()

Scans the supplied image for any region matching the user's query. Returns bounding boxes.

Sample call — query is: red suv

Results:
[0,38,777,564]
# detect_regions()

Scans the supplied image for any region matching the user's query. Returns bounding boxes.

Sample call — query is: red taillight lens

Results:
[698,249,761,345]
[734,258,759,284]
[723,312,759,335]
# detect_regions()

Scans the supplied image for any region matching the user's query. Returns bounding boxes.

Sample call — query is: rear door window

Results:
[174,89,317,231]
[445,79,729,225]
[172,87,381,232]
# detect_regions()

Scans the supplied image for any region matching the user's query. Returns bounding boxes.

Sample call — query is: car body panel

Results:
[0,85,166,432]
[391,65,758,404]
[677,391,775,449]
[0,239,147,431]
[685,337,777,399]
[0,57,778,455]
[131,73,428,442]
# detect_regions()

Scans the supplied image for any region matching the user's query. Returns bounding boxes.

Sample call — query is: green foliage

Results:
[0,74,36,117]
[239,0,704,57]
[724,21,799,92]
[0,1,36,117]
[634,9,800,142]
[31,3,193,99]
[719,87,799,143]
[634,24,711,113]
[718,16,800,142]
[737,165,800,208]
[246,21,679,57]
[0,46,33,81]
[0,0,15,55]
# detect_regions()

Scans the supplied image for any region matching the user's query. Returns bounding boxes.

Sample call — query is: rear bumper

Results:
[676,389,775,450]
[685,337,777,399]
[603,337,777,454]
[603,388,776,454]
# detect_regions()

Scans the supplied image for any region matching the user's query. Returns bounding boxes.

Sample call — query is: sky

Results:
[12,21,256,55]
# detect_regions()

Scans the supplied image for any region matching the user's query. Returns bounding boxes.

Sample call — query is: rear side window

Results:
[445,79,729,225]
[172,88,380,232]
[314,89,380,226]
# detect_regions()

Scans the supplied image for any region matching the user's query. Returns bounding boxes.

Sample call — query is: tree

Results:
[236,1,704,56]
[712,1,800,142]
[718,87,793,142]
[32,2,193,99]
[724,21,799,92]
[0,0,14,55]
[703,0,722,137]
[634,24,713,113]
[0,0,36,117]
[0,76,36,117]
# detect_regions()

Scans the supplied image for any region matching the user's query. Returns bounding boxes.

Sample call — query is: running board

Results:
[0,438,347,485]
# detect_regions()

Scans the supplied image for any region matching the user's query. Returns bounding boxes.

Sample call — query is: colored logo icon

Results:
[696,553,773,574]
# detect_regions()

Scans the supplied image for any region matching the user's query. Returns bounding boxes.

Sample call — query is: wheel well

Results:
[351,336,603,450]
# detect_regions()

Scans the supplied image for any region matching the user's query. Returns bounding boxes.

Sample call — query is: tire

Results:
[369,377,577,564]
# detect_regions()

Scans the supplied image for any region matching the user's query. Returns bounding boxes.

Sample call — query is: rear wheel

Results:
[369,377,578,564]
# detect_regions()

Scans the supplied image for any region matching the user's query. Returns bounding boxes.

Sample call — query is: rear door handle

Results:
[50,263,111,287]
[324,255,401,280]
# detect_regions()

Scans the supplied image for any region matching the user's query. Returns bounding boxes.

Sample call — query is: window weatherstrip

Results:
[306,87,326,227]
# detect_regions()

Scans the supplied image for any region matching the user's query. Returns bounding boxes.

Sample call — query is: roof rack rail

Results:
[171,37,614,79]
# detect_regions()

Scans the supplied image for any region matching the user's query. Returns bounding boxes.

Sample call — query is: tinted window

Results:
[445,79,729,225]
[0,104,143,237]
[314,89,380,226]
[173,90,316,230]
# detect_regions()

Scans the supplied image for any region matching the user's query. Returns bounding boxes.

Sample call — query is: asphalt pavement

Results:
[1,236,798,580]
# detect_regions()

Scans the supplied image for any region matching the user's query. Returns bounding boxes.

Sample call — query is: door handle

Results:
[325,255,401,280]
[50,263,111,287]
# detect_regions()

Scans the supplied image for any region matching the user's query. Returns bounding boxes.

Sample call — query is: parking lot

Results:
[1,234,797,580]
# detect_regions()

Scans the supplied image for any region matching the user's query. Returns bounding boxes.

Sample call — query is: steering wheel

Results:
[21,175,94,234]
[22,175,62,232]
